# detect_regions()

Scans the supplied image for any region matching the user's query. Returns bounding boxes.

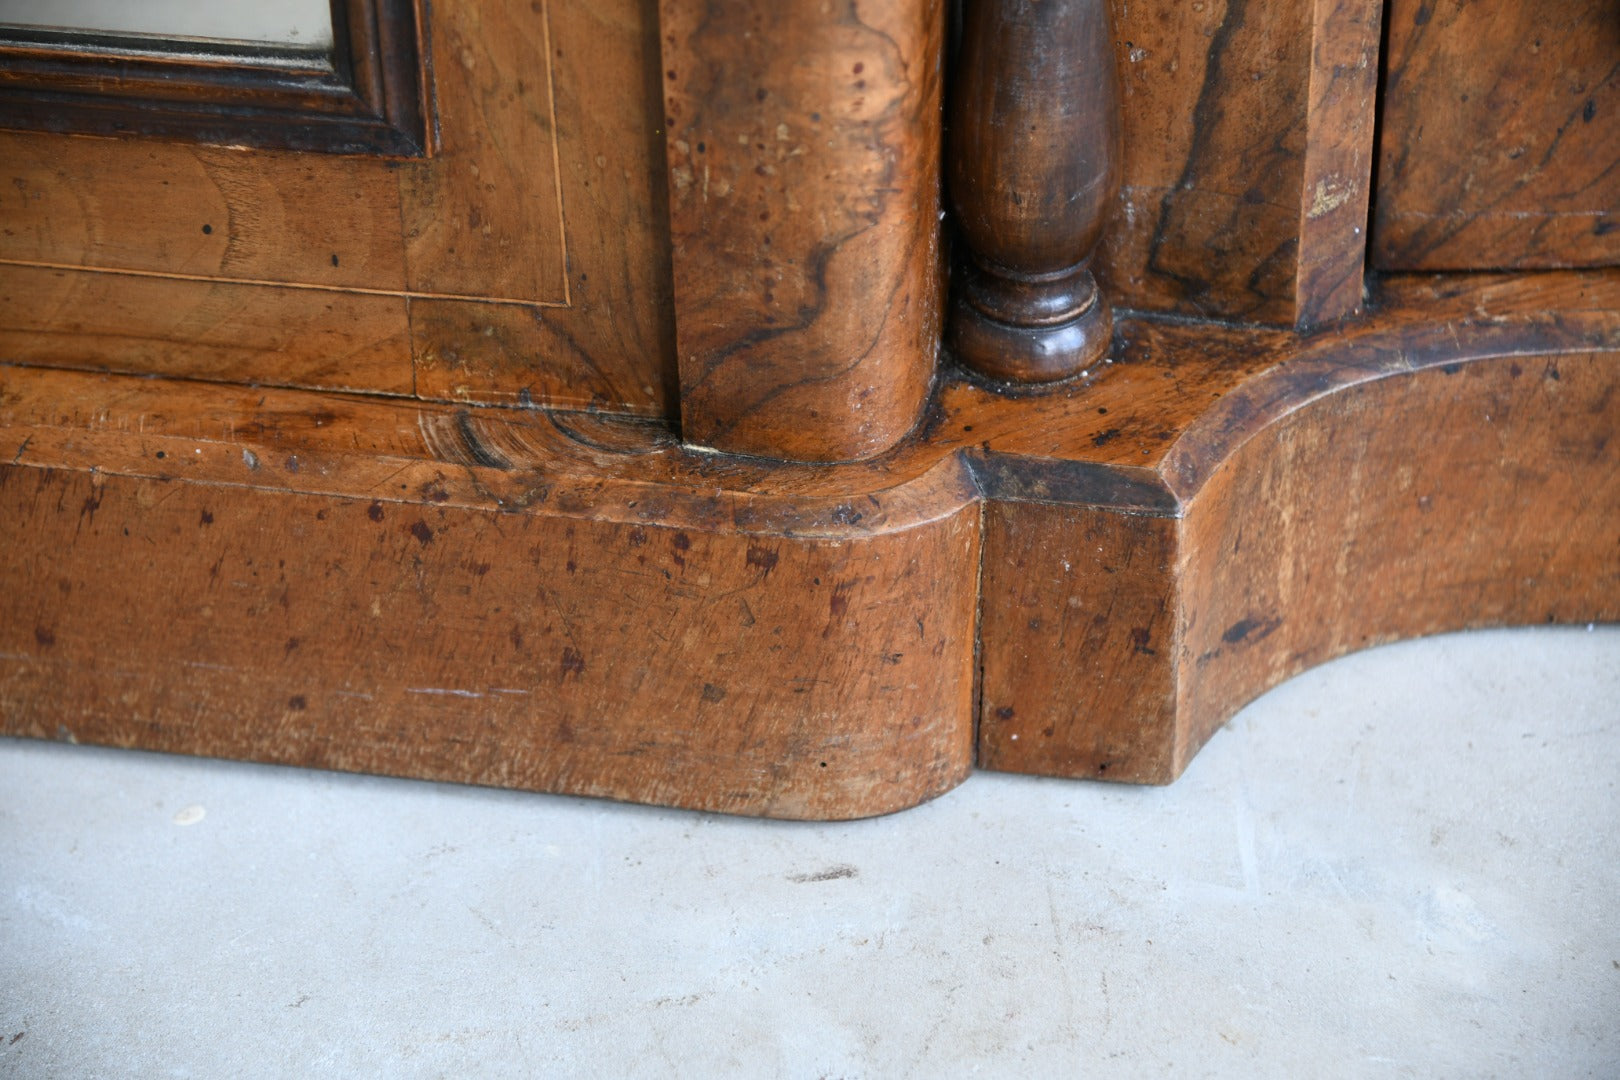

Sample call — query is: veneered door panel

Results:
[0,0,674,415]
[1373,0,1620,271]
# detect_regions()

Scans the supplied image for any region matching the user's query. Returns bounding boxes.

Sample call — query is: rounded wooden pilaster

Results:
[946,0,1122,382]
[660,0,947,463]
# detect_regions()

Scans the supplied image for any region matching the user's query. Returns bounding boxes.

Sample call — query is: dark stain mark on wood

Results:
[701,682,726,703]
[409,520,434,546]
[746,545,779,576]
[34,626,54,647]
[288,695,307,711]
[368,501,385,522]
[199,510,214,526]
[1129,626,1156,655]
[967,456,1181,516]
[560,646,586,680]
[79,485,103,523]
[1222,616,1282,646]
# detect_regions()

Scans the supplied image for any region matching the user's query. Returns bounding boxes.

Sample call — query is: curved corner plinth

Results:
[977,272,1620,784]
[1165,336,1620,778]
[0,370,979,820]
[2,273,1616,816]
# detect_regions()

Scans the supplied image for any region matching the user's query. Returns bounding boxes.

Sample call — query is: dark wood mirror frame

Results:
[0,0,432,155]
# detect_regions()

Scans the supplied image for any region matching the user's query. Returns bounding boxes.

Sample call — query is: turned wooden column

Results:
[947,0,1121,382]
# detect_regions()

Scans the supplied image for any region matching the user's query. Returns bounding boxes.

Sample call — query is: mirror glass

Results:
[0,0,333,51]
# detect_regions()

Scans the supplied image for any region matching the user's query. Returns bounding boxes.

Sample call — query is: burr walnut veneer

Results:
[1,0,1615,817]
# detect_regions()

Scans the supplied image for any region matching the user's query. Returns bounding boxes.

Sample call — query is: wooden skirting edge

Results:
[3,272,1617,817]
[980,273,1620,783]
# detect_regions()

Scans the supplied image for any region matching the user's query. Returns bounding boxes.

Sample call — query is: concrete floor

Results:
[2,625,1617,1078]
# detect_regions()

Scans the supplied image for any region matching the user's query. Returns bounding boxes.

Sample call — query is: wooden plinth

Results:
[2,271,1615,818]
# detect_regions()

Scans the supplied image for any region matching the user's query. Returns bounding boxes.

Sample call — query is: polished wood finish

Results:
[0,266,413,393]
[0,366,979,820]
[659,0,945,461]
[1373,0,1620,271]
[0,0,431,156]
[983,273,1620,780]
[946,0,1121,381]
[4,272,1614,813]
[1098,0,1385,327]
[979,502,1178,781]
[0,0,674,414]
[1293,0,1383,328]
[1,0,1616,818]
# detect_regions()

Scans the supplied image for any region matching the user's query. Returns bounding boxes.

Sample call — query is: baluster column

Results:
[947,0,1122,382]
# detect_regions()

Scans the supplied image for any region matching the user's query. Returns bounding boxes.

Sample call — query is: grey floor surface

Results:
[2,625,1617,1078]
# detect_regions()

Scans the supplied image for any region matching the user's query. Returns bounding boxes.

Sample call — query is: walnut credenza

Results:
[1,0,1615,817]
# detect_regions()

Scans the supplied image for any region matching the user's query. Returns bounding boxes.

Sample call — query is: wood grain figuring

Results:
[1292,0,1382,328]
[0,266,413,393]
[0,0,675,415]
[3,272,1615,814]
[411,0,677,414]
[1093,0,1386,327]
[976,271,1620,783]
[0,135,409,288]
[661,0,945,461]
[978,502,1178,782]
[1098,0,1314,324]
[0,468,977,820]
[1373,0,1620,271]
[397,0,568,304]
[0,360,983,820]
[1174,350,1620,772]
[946,0,1121,382]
